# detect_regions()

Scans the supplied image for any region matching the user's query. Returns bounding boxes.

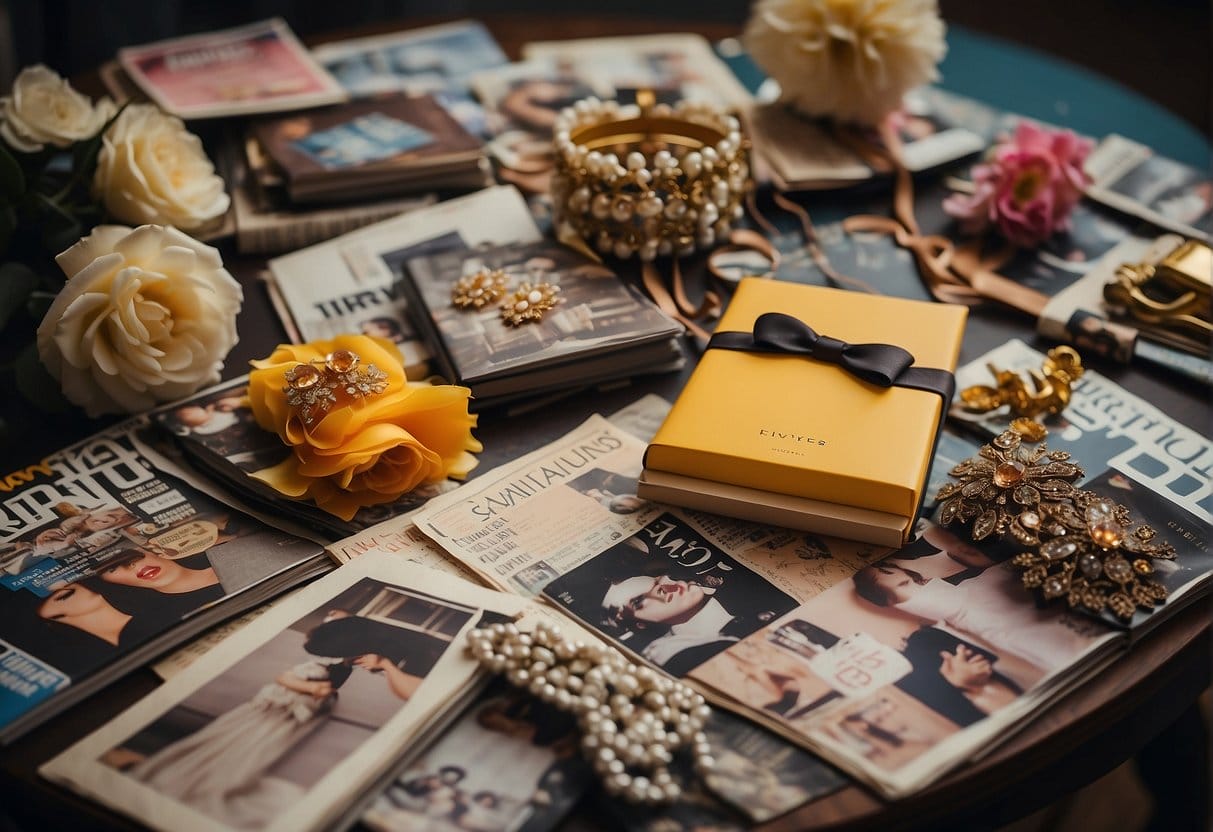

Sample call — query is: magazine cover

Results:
[402,239,683,388]
[0,423,326,741]
[311,19,507,136]
[362,680,590,832]
[118,18,346,119]
[41,555,528,832]
[267,185,542,378]
[688,522,1119,796]
[950,339,1213,524]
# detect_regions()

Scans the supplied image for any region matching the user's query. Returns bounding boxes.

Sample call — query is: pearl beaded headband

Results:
[550,92,752,262]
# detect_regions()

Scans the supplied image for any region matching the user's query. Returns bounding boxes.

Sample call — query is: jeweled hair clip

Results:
[283,348,388,425]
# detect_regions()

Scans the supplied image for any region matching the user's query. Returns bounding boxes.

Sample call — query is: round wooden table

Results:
[1,13,1208,832]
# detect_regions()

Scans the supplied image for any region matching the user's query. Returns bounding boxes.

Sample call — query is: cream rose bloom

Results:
[744,0,947,126]
[93,104,230,232]
[37,225,243,417]
[0,65,116,153]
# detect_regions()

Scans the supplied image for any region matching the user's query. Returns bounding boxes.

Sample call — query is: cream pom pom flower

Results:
[37,225,243,417]
[93,104,230,232]
[744,0,947,126]
[0,65,116,153]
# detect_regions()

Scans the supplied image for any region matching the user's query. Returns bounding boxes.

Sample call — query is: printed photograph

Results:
[1106,154,1213,229]
[364,683,586,832]
[543,512,799,677]
[99,578,476,830]
[808,685,961,773]
[315,22,507,98]
[698,710,844,822]
[562,468,646,516]
[693,521,1110,758]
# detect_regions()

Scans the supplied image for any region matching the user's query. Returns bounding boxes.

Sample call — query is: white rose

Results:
[37,224,243,417]
[0,65,116,153]
[94,104,230,232]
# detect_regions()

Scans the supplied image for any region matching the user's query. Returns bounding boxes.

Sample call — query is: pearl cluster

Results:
[550,97,751,261]
[466,620,715,804]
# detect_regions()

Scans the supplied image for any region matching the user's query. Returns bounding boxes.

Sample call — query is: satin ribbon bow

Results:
[708,312,915,388]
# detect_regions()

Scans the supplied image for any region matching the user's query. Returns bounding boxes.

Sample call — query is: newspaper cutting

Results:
[41,555,529,832]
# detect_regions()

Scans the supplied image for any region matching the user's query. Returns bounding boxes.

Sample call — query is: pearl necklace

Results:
[466,620,715,804]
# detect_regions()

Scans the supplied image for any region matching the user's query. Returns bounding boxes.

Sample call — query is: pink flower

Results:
[944,121,1093,248]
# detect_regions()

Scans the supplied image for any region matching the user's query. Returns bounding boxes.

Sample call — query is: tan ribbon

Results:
[841,121,1049,317]
[641,259,713,343]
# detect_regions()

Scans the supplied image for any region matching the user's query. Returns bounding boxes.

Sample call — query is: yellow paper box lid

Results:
[646,279,967,519]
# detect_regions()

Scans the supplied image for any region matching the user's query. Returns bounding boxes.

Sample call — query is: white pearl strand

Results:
[466,620,715,805]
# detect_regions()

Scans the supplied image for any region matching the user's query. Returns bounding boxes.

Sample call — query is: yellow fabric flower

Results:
[247,335,480,521]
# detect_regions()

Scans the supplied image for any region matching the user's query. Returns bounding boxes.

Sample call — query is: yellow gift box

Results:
[640,279,967,546]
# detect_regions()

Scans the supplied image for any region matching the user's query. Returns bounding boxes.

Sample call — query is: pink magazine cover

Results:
[119,18,346,119]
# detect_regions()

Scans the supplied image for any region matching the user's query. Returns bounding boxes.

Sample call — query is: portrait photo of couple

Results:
[543,511,799,678]
[99,579,475,830]
[690,521,1112,774]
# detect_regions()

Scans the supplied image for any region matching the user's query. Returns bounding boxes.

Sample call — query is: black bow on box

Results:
[707,312,955,403]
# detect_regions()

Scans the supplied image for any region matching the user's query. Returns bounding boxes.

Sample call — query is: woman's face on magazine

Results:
[99,551,182,589]
[614,575,706,624]
[38,583,106,620]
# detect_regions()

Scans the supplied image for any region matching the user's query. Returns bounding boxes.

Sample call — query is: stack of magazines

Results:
[247,93,490,204]
[147,379,454,541]
[399,239,687,408]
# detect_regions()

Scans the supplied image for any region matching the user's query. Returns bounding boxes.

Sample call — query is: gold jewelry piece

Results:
[466,619,715,804]
[1011,491,1174,620]
[283,349,388,425]
[1105,238,1211,352]
[550,94,752,261]
[451,268,510,310]
[500,281,561,326]
[958,345,1085,420]
[936,428,1085,540]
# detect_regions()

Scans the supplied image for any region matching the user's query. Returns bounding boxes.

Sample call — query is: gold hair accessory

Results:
[958,345,1085,430]
[283,348,388,425]
[500,281,561,326]
[550,92,752,261]
[451,268,510,310]
[1011,491,1174,619]
[936,428,1085,540]
[1105,238,1211,354]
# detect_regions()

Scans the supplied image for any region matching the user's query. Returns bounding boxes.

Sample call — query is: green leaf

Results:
[35,193,83,255]
[13,343,71,414]
[72,102,125,185]
[0,142,24,200]
[0,262,40,332]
